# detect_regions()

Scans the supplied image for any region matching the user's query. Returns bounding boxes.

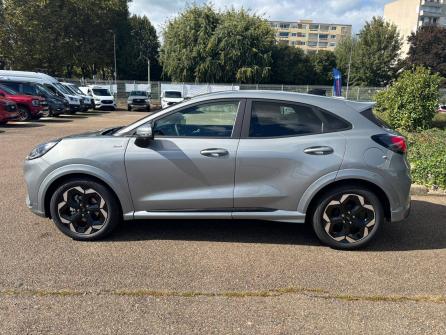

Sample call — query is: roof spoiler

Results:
[346,101,375,113]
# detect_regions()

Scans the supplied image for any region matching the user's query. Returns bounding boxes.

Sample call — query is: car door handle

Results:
[200,148,229,158]
[304,146,334,155]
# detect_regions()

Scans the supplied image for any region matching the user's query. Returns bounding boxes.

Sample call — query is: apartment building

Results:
[269,20,352,52]
[384,0,446,55]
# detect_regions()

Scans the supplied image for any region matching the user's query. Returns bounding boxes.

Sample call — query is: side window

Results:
[249,101,323,137]
[153,101,239,138]
[1,82,20,92]
[22,84,37,96]
[317,109,351,132]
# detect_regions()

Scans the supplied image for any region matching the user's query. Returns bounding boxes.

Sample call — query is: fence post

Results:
[356,87,360,101]
[306,85,309,93]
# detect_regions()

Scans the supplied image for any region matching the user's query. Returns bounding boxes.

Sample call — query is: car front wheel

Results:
[17,106,32,121]
[49,179,121,240]
[312,186,383,250]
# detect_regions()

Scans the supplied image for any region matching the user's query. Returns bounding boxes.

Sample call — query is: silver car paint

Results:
[24,90,411,223]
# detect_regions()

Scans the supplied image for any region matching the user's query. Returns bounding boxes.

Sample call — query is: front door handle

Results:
[200,148,229,158]
[304,146,334,155]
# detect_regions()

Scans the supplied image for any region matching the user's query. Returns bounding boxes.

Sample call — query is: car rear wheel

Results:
[312,186,383,250]
[17,106,32,121]
[49,179,121,240]
[127,105,132,111]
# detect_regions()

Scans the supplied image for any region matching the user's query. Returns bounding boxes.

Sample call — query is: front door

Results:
[125,99,245,212]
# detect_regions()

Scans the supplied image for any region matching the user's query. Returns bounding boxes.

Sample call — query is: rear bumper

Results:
[391,194,411,222]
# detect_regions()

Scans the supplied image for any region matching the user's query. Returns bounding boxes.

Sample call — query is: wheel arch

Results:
[43,173,124,219]
[304,179,391,223]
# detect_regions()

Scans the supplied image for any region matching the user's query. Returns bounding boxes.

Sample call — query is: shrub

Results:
[406,129,446,189]
[374,66,441,131]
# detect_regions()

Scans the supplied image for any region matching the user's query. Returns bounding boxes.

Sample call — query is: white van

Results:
[161,90,184,109]
[0,70,82,113]
[79,85,116,110]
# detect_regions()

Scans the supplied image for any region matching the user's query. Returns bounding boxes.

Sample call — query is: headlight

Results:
[32,100,40,107]
[145,99,150,102]
[27,140,60,160]
[95,98,101,102]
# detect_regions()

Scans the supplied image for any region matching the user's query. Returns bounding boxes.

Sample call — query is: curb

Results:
[410,184,446,196]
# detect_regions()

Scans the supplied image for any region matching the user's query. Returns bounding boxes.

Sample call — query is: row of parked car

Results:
[0,70,118,125]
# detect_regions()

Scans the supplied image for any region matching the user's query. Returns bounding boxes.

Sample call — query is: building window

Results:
[279,32,289,37]
[309,33,318,39]
[297,32,306,37]
[331,26,337,30]
[320,25,330,31]
[329,42,337,47]
[280,23,290,29]
[319,34,329,40]
[319,42,328,47]
[297,41,306,45]
[308,41,318,47]
[291,32,297,37]
[310,24,319,31]
[330,35,336,39]
[298,24,307,29]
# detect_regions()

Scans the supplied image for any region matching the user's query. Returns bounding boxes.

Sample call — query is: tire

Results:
[0,120,7,125]
[146,105,151,112]
[127,105,132,111]
[49,178,121,241]
[311,186,383,250]
[17,106,32,121]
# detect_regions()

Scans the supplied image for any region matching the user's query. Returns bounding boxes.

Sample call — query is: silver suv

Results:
[24,91,411,249]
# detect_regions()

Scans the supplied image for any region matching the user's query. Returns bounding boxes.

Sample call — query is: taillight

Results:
[371,134,407,154]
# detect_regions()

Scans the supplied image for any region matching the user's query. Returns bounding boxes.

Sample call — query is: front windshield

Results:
[54,83,71,95]
[63,84,79,95]
[67,84,84,95]
[0,84,17,95]
[164,91,182,98]
[36,84,55,97]
[93,88,111,96]
[130,91,147,96]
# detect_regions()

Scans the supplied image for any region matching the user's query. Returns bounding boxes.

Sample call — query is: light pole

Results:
[109,30,117,96]
[346,33,359,98]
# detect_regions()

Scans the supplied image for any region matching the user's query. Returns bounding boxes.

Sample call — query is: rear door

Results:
[234,99,348,212]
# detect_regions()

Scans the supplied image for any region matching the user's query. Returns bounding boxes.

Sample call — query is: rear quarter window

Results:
[360,108,393,130]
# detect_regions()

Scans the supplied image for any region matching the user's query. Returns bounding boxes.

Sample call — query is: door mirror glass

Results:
[136,125,153,143]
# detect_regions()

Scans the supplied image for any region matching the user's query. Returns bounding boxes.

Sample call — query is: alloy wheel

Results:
[57,186,108,235]
[17,107,29,121]
[322,193,376,244]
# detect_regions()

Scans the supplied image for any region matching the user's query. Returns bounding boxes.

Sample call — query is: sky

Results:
[129,0,390,35]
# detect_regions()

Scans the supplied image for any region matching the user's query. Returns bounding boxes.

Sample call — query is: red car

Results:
[0,84,47,121]
[0,97,19,125]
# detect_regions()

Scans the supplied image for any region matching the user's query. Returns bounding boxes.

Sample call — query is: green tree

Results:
[336,17,402,87]
[374,66,441,131]
[407,26,446,78]
[160,4,220,82]
[160,5,275,83]
[120,15,161,81]
[270,44,312,84]
[308,50,337,85]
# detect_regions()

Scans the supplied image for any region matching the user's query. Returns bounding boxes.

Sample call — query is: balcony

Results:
[421,0,444,6]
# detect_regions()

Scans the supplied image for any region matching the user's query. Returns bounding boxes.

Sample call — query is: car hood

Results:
[62,126,123,139]
[94,95,114,100]
[129,95,148,99]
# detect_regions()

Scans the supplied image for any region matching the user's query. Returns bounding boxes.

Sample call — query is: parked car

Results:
[0,84,47,121]
[0,71,81,113]
[0,97,19,125]
[0,80,67,116]
[127,90,150,111]
[437,104,446,113]
[79,85,116,110]
[161,90,184,109]
[61,82,94,111]
[24,91,411,249]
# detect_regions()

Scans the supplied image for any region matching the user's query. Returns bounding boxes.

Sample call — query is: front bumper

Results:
[69,104,81,113]
[26,193,45,217]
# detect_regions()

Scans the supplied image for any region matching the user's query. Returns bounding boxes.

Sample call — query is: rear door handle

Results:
[304,146,334,155]
[200,148,229,158]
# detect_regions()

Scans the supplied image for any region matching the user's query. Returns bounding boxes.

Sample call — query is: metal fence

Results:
[59,78,446,105]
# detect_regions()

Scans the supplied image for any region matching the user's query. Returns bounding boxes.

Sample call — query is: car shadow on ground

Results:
[1,122,44,128]
[59,115,88,119]
[107,200,446,251]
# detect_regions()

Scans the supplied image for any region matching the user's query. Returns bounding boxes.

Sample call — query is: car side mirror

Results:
[135,125,154,146]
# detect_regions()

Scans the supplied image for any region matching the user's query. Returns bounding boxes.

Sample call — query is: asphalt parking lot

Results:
[0,110,445,334]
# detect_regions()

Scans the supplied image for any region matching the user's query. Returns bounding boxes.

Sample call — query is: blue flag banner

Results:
[332,68,342,97]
